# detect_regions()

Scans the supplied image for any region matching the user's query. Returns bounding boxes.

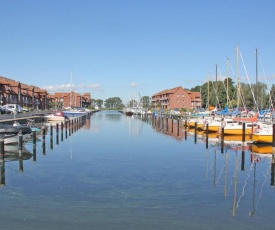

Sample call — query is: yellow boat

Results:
[223,122,259,135]
[252,125,273,143]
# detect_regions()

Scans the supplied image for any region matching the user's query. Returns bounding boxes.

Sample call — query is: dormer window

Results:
[5,85,9,90]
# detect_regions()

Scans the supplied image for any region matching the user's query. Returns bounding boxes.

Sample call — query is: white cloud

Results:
[130,82,139,87]
[43,83,101,92]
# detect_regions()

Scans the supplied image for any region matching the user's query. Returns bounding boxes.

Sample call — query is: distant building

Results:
[151,86,201,110]
[49,92,91,108]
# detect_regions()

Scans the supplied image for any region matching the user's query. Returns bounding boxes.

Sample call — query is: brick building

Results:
[0,76,91,110]
[151,86,201,110]
[49,92,91,108]
[0,76,50,110]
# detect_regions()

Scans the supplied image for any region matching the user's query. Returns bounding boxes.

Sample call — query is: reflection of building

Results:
[151,86,201,110]
[152,116,185,141]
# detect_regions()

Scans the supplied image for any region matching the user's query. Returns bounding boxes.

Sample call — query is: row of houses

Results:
[151,86,201,110]
[0,76,91,110]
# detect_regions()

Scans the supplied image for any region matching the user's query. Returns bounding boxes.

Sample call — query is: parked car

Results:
[22,107,29,112]
[2,104,23,113]
[170,108,181,115]
[0,105,12,114]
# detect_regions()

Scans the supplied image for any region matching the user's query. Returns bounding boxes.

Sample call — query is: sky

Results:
[0,0,274,104]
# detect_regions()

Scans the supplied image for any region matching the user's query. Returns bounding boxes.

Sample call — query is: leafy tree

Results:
[140,96,150,109]
[104,97,123,109]
[96,99,103,109]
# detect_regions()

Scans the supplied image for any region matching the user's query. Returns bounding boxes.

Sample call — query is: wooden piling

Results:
[32,130,36,147]
[206,124,209,149]
[18,132,23,151]
[194,122,197,143]
[272,124,275,154]
[0,139,4,158]
[242,122,245,144]
[220,127,224,153]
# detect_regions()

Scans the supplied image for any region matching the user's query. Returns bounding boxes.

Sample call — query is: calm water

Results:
[0,110,274,230]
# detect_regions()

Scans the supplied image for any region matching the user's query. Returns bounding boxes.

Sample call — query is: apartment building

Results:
[151,86,201,110]
[0,76,91,110]
[0,76,50,110]
[49,92,91,108]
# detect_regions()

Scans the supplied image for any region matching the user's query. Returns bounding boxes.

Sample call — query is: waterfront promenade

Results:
[0,110,50,124]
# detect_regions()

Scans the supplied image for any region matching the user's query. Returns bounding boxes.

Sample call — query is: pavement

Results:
[0,110,50,122]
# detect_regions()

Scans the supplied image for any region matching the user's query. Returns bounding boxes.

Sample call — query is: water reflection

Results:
[151,115,185,141]
[0,112,274,229]
[0,145,32,186]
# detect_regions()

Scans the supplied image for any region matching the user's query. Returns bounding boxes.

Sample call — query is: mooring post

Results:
[32,130,36,147]
[272,124,275,154]
[18,131,23,151]
[221,127,224,153]
[206,124,209,149]
[242,122,245,144]
[194,122,197,143]
[0,139,4,159]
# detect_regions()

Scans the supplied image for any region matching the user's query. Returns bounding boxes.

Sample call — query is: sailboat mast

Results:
[236,46,240,108]
[226,58,229,106]
[215,64,218,109]
[256,48,258,109]
[208,79,209,110]
[70,71,72,108]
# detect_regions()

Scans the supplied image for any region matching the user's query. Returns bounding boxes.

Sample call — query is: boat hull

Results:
[252,134,272,144]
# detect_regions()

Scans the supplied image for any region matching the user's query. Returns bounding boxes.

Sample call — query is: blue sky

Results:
[0,0,274,104]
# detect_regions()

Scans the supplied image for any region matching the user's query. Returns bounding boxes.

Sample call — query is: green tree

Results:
[140,96,150,109]
[96,99,103,109]
[104,97,123,109]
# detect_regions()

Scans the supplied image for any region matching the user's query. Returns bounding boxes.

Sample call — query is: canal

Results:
[0,110,274,230]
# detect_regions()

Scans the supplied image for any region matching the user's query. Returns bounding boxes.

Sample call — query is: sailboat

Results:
[62,72,88,117]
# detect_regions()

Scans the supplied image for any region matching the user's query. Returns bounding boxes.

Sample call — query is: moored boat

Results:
[0,123,32,144]
[251,124,273,144]
[44,111,69,122]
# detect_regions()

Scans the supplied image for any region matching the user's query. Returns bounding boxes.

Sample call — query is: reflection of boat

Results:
[203,133,252,148]
[44,111,69,122]
[250,144,273,154]
[0,123,32,144]
[4,145,33,161]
